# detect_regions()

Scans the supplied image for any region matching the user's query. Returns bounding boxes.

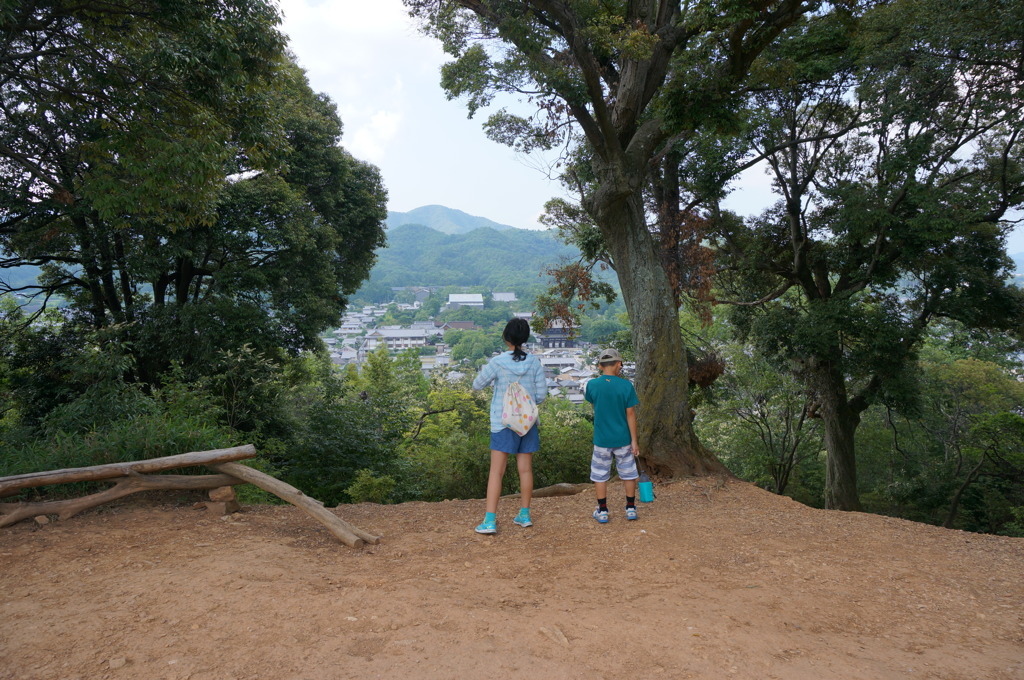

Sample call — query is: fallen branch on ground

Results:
[0,473,241,528]
[502,482,590,499]
[209,462,382,549]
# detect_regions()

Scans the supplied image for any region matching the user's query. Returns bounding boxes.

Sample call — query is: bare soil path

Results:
[1,479,1021,680]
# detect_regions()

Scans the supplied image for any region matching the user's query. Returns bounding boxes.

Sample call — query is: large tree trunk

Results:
[592,193,727,478]
[943,458,985,528]
[809,361,862,511]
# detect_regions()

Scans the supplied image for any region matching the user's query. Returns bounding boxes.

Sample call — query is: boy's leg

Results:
[591,446,613,495]
[613,446,640,518]
[613,446,640,492]
[485,450,509,514]
[623,477,638,498]
[591,446,613,522]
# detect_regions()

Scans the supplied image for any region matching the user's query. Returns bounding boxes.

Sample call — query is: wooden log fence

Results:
[0,445,381,549]
[0,473,240,528]
[0,445,257,496]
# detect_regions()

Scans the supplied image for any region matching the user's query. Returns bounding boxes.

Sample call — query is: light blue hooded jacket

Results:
[472,351,547,433]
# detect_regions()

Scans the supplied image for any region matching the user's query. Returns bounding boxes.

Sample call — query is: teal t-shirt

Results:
[584,374,639,448]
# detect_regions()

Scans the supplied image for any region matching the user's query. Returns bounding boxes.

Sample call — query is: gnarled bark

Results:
[808,361,863,511]
[592,193,729,478]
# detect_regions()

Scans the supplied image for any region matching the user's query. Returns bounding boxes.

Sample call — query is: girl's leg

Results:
[516,453,534,509]
[485,450,509,514]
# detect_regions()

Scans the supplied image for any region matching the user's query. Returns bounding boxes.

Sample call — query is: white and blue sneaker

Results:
[593,508,609,524]
[625,506,638,520]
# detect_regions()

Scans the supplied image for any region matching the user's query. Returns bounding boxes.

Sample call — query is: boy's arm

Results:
[626,405,639,457]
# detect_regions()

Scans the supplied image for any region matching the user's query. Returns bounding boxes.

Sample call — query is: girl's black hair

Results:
[502,317,531,361]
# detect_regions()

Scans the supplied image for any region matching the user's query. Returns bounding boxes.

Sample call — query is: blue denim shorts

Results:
[489,423,539,454]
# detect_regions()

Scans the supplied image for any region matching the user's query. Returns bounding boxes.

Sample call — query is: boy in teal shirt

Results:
[584,348,640,522]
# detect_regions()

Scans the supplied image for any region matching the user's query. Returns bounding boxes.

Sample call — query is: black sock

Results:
[626,496,636,509]
[598,498,608,512]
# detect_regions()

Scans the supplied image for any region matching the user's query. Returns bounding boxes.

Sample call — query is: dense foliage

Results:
[1,2,386,396]
[354,223,585,303]
[0,3,386,485]
[699,0,1024,509]
[1,1,1020,539]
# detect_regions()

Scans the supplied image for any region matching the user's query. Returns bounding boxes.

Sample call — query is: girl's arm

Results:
[530,358,546,404]
[472,361,496,390]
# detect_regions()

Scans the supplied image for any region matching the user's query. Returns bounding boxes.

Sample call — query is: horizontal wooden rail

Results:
[0,473,242,528]
[0,445,256,496]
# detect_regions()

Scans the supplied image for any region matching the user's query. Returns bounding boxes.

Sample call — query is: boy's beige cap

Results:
[597,348,622,363]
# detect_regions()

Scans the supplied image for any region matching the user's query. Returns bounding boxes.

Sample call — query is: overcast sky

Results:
[276,0,1024,255]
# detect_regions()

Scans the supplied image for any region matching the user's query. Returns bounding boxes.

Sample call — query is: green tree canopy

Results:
[405,0,836,478]
[1,1,387,413]
[705,0,1024,509]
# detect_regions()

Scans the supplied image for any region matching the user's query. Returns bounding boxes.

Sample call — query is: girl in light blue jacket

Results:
[471,317,546,534]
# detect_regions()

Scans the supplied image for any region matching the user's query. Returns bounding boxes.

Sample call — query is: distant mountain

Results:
[354,223,582,301]
[1,264,43,290]
[386,205,516,235]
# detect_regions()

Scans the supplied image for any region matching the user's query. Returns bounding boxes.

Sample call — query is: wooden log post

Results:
[209,462,381,549]
[0,473,242,528]
[0,445,257,497]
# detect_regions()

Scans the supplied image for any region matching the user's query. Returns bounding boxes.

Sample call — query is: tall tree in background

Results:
[0,0,287,240]
[1,3,387,384]
[704,0,1024,509]
[404,0,840,477]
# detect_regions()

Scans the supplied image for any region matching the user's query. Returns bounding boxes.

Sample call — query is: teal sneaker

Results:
[513,510,533,528]
[475,519,497,535]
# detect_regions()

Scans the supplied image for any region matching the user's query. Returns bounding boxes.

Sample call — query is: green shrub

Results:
[533,399,593,487]
[346,469,398,503]
[0,367,237,498]
[405,429,493,501]
[403,398,593,502]
[275,395,409,506]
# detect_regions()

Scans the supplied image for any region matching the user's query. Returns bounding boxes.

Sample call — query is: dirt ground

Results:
[1,478,1022,680]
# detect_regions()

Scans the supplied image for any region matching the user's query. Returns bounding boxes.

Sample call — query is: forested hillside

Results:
[385,204,515,234]
[355,224,582,301]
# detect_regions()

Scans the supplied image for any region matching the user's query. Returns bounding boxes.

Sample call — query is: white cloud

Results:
[271,0,1024,251]
[349,110,402,163]
[274,0,563,230]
